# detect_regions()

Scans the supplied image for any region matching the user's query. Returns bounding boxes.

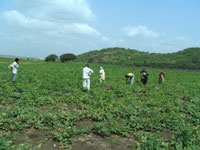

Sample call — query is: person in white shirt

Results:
[9,58,19,82]
[99,66,105,83]
[83,64,94,91]
[130,74,135,86]
[125,73,135,86]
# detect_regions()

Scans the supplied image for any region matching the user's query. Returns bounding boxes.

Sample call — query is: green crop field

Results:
[0,58,200,150]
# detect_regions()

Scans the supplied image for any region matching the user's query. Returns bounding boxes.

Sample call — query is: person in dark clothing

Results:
[140,69,149,86]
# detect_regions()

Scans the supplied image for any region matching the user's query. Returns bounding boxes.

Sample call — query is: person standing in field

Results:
[83,64,94,91]
[140,68,146,80]
[159,72,165,83]
[140,69,149,86]
[9,58,19,82]
[99,66,105,83]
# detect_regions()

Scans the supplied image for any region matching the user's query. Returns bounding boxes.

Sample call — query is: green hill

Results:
[76,47,200,70]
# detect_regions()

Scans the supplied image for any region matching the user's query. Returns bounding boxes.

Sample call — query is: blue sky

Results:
[0,0,200,58]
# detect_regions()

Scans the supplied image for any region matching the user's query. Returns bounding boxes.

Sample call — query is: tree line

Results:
[45,53,76,63]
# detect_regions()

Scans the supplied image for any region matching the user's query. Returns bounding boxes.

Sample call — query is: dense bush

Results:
[45,54,58,62]
[60,53,76,63]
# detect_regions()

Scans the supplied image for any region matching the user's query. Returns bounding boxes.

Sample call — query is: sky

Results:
[0,0,200,58]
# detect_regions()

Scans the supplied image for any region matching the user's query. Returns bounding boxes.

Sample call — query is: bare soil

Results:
[13,128,60,150]
[76,119,95,130]
[160,129,173,141]
[71,134,138,150]
[1,122,173,150]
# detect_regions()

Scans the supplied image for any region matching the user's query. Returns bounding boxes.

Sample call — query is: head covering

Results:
[100,66,103,69]
[15,58,19,62]
[127,73,134,76]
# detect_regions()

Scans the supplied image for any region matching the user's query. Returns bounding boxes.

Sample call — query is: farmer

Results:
[9,58,19,82]
[159,72,165,83]
[99,66,105,83]
[83,64,94,91]
[125,73,135,86]
[140,69,149,86]
[140,68,146,80]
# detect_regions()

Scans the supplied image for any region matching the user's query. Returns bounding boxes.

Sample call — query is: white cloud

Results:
[71,23,100,37]
[0,0,198,57]
[13,0,96,22]
[2,10,100,38]
[0,0,103,57]
[122,33,195,53]
[102,36,115,45]
[102,36,126,47]
[122,25,159,38]
[3,10,56,30]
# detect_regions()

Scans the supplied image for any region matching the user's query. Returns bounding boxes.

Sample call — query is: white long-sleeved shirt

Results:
[83,67,94,79]
[11,62,19,74]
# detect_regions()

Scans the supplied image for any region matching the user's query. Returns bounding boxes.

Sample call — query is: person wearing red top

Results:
[159,72,165,83]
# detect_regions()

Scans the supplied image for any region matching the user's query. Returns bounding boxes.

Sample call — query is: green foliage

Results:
[45,54,58,62]
[0,58,200,148]
[76,47,200,70]
[0,134,31,150]
[137,133,164,150]
[60,53,76,63]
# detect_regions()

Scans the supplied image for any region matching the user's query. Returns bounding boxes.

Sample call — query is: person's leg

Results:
[100,78,103,83]
[131,76,134,86]
[87,79,90,91]
[83,79,87,89]
[12,73,17,82]
[159,78,161,84]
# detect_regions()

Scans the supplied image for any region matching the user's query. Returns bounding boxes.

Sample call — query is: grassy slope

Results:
[76,47,200,69]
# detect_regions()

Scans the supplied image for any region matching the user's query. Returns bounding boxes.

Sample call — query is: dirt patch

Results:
[0,61,10,64]
[0,61,43,65]
[39,105,52,113]
[0,104,5,108]
[76,119,95,130]
[40,139,60,150]
[66,103,82,113]
[160,129,173,141]
[0,130,5,137]
[71,134,138,150]
[13,128,60,150]
[117,120,125,126]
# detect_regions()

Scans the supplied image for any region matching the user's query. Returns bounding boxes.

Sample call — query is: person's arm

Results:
[9,64,13,70]
[90,69,94,74]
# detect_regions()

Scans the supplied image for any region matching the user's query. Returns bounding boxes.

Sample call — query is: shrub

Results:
[45,54,58,62]
[60,53,76,63]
